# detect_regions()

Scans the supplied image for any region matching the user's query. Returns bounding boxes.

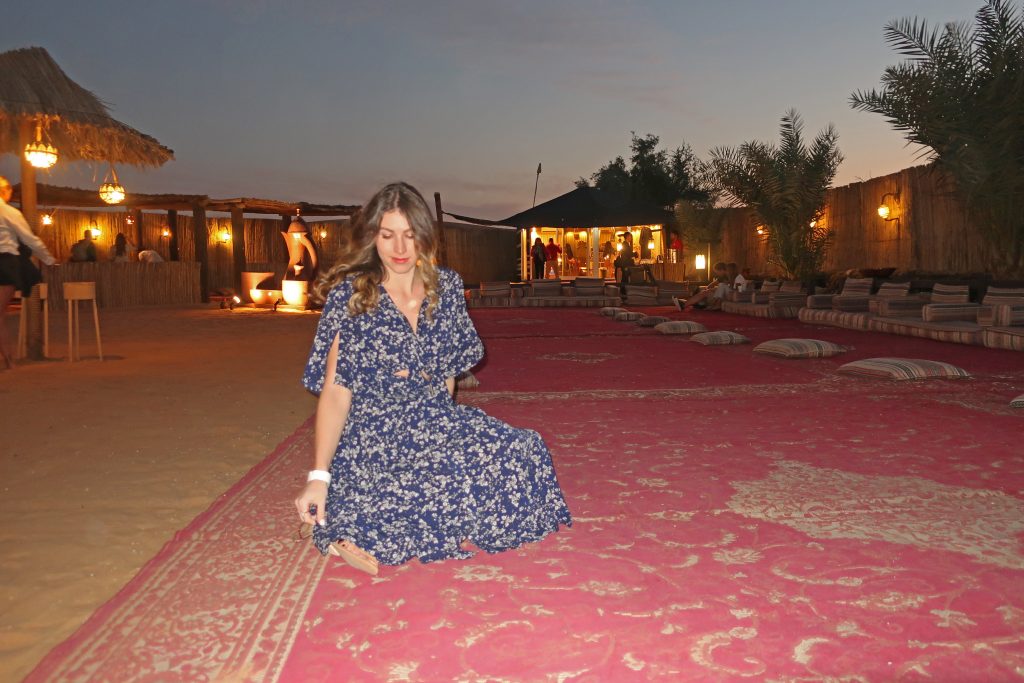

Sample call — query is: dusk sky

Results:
[2,0,984,218]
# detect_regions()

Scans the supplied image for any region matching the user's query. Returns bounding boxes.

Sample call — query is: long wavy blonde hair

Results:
[313,182,440,317]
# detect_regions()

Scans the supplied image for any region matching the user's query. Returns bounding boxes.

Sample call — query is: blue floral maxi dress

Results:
[302,268,572,564]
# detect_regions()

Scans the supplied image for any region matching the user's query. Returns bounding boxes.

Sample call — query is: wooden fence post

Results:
[230,206,246,294]
[192,202,210,302]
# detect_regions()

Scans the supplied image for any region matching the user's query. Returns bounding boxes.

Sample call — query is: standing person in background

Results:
[530,237,546,280]
[110,233,137,262]
[544,238,561,278]
[0,175,56,370]
[618,231,636,295]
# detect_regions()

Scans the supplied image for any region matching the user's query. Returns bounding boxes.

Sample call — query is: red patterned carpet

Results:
[27,307,1024,682]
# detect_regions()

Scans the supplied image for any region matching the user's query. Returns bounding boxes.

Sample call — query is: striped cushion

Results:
[930,283,970,304]
[1011,394,1024,408]
[527,279,562,297]
[573,278,606,297]
[654,320,708,335]
[922,303,980,323]
[760,281,782,293]
[779,280,805,294]
[837,358,971,381]
[637,315,670,327]
[839,277,873,296]
[982,327,1024,351]
[478,281,511,297]
[600,307,627,317]
[690,331,751,345]
[982,286,1024,305]
[875,281,911,298]
[614,311,644,321]
[753,338,849,359]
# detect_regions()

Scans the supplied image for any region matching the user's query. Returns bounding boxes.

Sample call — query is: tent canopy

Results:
[498,186,671,229]
[0,46,173,167]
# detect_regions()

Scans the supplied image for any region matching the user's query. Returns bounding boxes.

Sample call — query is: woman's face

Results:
[376,210,417,277]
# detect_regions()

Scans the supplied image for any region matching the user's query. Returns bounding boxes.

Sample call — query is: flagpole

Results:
[532,162,542,207]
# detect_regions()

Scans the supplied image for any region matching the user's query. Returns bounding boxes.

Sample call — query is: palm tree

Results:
[851,0,1024,274]
[709,110,843,281]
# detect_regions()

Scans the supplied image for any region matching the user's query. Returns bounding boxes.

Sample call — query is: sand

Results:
[0,305,321,681]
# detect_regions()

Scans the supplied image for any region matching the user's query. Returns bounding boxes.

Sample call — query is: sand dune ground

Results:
[0,305,320,681]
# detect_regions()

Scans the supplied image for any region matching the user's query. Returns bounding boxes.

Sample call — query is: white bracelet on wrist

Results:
[307,470,331,484]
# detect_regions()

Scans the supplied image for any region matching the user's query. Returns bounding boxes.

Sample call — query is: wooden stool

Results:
[64,281,103,362]
[16,283,49,359]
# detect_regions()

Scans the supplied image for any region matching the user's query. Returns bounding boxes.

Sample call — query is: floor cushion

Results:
[614,311,644,322]
[637,315,670,327]
[654,320,708,335]
[600,307,627,317]
[837,358,971,381]
[753,338,849,359]
[690,331,751,346]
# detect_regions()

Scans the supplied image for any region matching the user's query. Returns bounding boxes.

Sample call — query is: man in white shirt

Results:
[0,175,56,369]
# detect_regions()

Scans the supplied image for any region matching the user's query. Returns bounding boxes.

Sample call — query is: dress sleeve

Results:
[437,269,484,379]
[301,282,355,394]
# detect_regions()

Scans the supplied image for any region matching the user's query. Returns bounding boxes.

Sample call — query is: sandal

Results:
[329,540,380,575]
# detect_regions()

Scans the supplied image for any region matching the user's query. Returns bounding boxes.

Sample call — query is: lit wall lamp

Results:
[161,227,171,238]
[41,213,53,226]
[756,225,766,236]
[88,223,101,239]
[878,192,900,221]
[218,228,231,244]
[695,254,706,270]
[647,239,656,251]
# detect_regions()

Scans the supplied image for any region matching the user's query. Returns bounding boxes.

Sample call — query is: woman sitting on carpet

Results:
[294,182,572,574]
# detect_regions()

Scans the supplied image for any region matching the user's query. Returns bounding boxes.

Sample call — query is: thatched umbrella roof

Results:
[0,46,173,166]
[11,183,360,216]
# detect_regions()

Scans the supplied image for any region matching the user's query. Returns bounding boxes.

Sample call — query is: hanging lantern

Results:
[24,120,58,169]
[99,165,126,204]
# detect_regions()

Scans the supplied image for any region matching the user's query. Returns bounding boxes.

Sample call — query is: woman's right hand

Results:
[295,481,328,527]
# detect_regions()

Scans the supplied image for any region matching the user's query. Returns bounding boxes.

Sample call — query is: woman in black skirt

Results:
[0,176,56,369]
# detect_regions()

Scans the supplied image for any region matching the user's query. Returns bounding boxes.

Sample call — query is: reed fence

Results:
[43,262,201,311]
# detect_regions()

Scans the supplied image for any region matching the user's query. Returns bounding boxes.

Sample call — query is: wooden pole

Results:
[230,206,246,294]
[167,209,179,261]
[433,192,448,267]
[132,208,144,250]
[17,118,38,230]
[18,118,44,359]
[192,202,210,303]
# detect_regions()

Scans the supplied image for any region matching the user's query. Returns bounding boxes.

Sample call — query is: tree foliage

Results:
[577,133,712,209]
[850,0,1024,274]
[708,110,843,280]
